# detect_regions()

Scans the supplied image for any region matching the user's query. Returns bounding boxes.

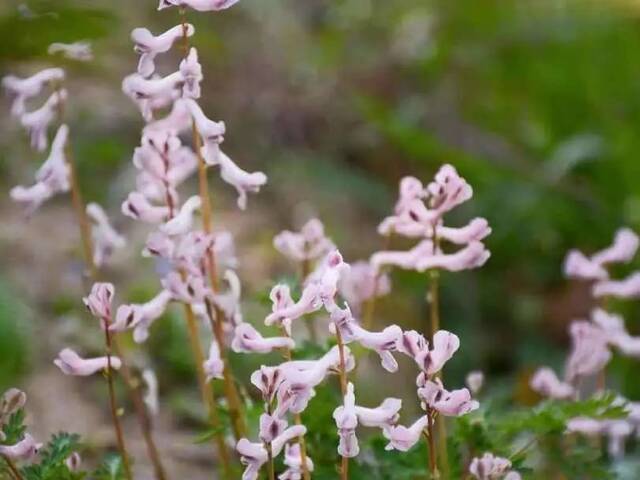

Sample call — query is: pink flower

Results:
[204,341,224,383]
[131,25,194,77]
[565,320,611,382]
[469,453,514,480]
[65,451,82,471]
[114,290,173,342]
[144,98,193,135]
[185,99,225,161]
[330,304,402,372]
[2,68,65,117]
[564,250,608,281]
[426,164,473,219]
[415,241,490,272]
[333,382,359,458]
[86,203,126,267]
[48,42,93,62]
[0,434,42,462]
[122,192,170,224]
[231,323,295,354]
[20,88,67,152]
[259,413,287,443]
[54,348,121,376]
[370,239,434,272]
[529,367,574,400]
[158,0,241,11]
[355,397,402,429]
[250,366,284,402]
[280,443,314,480]
[209,270,244,326]
[10,182,56,215]
[397,330,460,376]
[0,389,27,422]
[593,272,640,299]
[418,378,479,416]
[310,250,350,308]
[162,271,209,304]
[273,218,334,263]
[438,218,492,245]
[212,150,267,210]
[466,370,484,395]
[36,124,69,183]
[377,176,426,235]
[180,48,203,99]
[83,282,114,321]
[338,261,391,314]
[142,369,159,416]
[122,72,184,121]
[265,283,323,329]
[382,415,428,451]
[160,195,202,236]
[592,228,639,265]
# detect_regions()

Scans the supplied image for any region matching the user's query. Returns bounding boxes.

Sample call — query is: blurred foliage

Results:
[0,280,30,390]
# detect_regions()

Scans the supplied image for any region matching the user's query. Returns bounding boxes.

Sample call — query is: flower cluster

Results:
[468,452,521,480]
[0,388,41,464]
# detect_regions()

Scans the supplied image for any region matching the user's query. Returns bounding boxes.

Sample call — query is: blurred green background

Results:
[3,0,640,476]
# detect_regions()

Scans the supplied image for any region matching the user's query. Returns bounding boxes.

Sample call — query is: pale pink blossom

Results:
[161,271,209,304]
[265,283,322,329]
[273,218,334,263]
[160,195,202,236]
[204,341,224,383]
[565,320,611,382]
[143,98,193,135]
[397,330,460,376]
[259,413,287,443]
[213,150,267,210]
[20,88,67,152]
[370,239,433,272]
[592,228,639,265]
[143,231,175,259]
[593,272,640,299]
[231,323,295,354]
[122,192,170,224]
[0,389,27,422]
[355,397,402,429]
[279,443,314,480]
[415,241,490,272]
[311,250,350,308]
[83,282,114,321]
[418,378,479,416]
[131,25,194,77]
[54,348,121,376]
[564,250,608,281]
[0,434,41,462]
[65,452,82,471]
[265,284,295,334]
[184,99,225,161]
[338,260,391,313]
[438,218,492,244]
[377,176,426,235]
[180,48,203,99]
[210,270,243,326]
[140,369,159,416]
[566,417,606,436]
[114,290,173,342]
[2,68,65,117]
[122,72,184,121]
[529,367,574,400]
[212,230,238,270]
[469,453,515,480]
[48,42,93,61]
[86,203,126,267]
[466,370,484,395]
[383,415,428,451]
[159,0,241,11]
[330,304,402,372]
[10,182,57,215]
[426,164,473,219]
[250,366,284,402]
[565,416,635,458]
[333,382,359,458]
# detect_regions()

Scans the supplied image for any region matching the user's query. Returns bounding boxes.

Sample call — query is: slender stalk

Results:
[264,401,276,480]
[334,327,349,480]
[112,338,168,480]
[182,299,234,479]
[178,9,247,440]
[2,455,24,480]
[103,325,133,480]
[280,328,311,480]
[424,410,438,479]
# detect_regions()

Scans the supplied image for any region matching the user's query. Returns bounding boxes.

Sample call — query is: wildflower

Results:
[0,389,27,422]
[333,382,359,458]
[214,150,267,210]
[593,272,640,299]
[259,413,287,443]
[469,453,520,480]
[251,366,285,402]
[204,341,224,382]
[86,203,126,268]
[158,0,241,11]
[0,434,41,462]
[209,270,244,325]
[83,282,114,321]
[122,72,184,121]
[2,67,65,117]
[19,88,67,152]
[142,369,160,416]
[162,271,209,304]
[273,218,334,264]
[265,284,296,334]
[54,348,122,376]
[397,329,460,376]
[338,260,391,314]
[530,367,574,400]
[418,378,479,416]
[280,443,314,480]
[180,48,203,99]
[265,283,323,329]
[48,42,93,61]
[466,370,484,395]
[131,25,194,77]
[65,452,82,471]
[231,323,295,354]
[565,320,611,382]
[122,191,170,224]
[160,195,202,236]
[564,250,608,281]
[383,415,429,451]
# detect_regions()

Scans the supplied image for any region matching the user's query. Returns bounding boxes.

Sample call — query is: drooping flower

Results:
[204,340,225,383]
[83,282,115,321]
[122,71,184,121]
[565,320,611,382]
[0,434,42,462]
[231,323,295,354]
[19,88,67,152]
[530,367,574,400]
[48,42,93,61]
[397,329,460,376]
[180,48,203,99]
[160,195,202,236]
[2,68,65,117]
[265,283,323,330]
[213,150,267,210]
[86,203,126,267]
[250,366,285,402]
[383,415,429,451]
[418,378,479,416]
[338,260,391,314]
[131,25,194,77]
[469,453,520,480]
[593,272,640,299]
[161,271,209,304]
[273,218,334,264]
[354,396,402,429]
[279,443,314,480]
[158,0,241,11]
[113,289,173,342]
[54,348,121,376]
[185,99,225,164]
[333,382,359,458]
[122,191,170,224]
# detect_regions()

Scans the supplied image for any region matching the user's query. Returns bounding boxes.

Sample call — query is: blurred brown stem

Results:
[424,410,439,479]
[2,455,24,480]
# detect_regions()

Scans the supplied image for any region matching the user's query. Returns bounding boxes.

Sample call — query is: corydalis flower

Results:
[0,388,27,424]
[19,88,67,152]
[469,453,521,480]
[54,348,121,376]
[280,443,314,480]
[418,378,479,416]
[565,320,611,382]
[162,271,209,304]
[338,260,391,314]
[530,367,574,400]
[160,195,202,236]
[204,340,224,383]
[593,272,640,299]
[466,370,484,395]
[48,42,93,61]
[333,382,359,458]
[2,67,65,117]
[83,282,114,321]
[158,0,241,11]
[131,24,194,77]
[397,329,460,376]
[210,150,267,210]
[265,283,322,331]
[383,415,428,452]
[122,192,170,224]
[122,71,184,121]
[113,289,173,342]
[180,48,203,99]
[273,218,334,264]
[0,434,42,462]
[86,203,126,268]
[251,366,284,402]
[231,323,295,354]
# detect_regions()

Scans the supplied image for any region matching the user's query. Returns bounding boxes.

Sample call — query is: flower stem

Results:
[103,326,133,480]
[334,327,349,480]
[424,410,439,479]
[182,299,234,479]
[300,259,318,344]
[2,455,24,480]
